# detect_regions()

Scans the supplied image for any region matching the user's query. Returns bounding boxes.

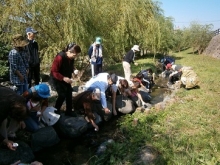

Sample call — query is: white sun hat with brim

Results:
[131,45,140,51]
[42,107,60,126]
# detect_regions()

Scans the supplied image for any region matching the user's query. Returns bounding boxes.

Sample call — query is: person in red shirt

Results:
[50,43,81,116]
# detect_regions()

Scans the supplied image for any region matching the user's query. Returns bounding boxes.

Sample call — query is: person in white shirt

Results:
[85,73,118,116]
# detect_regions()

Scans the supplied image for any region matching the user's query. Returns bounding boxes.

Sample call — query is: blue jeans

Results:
[24,112,39,132]
[16,83,28,95]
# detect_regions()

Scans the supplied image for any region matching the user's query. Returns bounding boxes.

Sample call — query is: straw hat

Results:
[12,34,29,47]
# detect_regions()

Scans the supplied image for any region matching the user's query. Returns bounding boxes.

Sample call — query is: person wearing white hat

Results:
[122,45,140,81]
[85,72,118,116]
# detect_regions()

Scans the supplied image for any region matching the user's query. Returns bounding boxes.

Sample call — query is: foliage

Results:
[0,41,10,77]
[186,22,213,54]
[103,49,220,165]
[0,0,162,70]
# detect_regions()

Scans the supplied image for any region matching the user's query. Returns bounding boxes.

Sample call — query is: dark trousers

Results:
[94,64,102,75]
[54,82,72,116]
[28,64,40,88]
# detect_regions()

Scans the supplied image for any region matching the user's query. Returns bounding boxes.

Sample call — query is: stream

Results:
[34,77,170,165]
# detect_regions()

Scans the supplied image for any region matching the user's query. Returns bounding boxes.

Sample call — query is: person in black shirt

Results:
[122,45,140,81]
[50,43,81,116]
[25,27,40,88]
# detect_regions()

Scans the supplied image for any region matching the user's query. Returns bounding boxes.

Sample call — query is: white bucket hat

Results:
[42,107,60,126]
[131,45,140,51]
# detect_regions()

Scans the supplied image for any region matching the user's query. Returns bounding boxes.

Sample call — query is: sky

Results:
[157,0,220,30]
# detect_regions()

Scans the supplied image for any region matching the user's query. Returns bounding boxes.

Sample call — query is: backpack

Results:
[181,68,199,89]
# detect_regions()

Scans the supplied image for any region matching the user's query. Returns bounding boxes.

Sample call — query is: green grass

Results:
[96,49,220,165]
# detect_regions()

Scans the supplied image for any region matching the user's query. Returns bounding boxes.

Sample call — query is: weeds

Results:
[93,49,220,165]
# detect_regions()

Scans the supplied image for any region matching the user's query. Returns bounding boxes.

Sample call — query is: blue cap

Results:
[26,27,38,34]
[34,84,50,98]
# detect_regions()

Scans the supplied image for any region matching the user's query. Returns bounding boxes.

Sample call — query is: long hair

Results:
[62,42,81,54]
[72,91,95,121]
[0,87,28,121]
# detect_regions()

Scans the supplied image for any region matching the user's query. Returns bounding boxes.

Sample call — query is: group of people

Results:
[2,29,155,157]
[9,27,40,96]
[161,58,199,89]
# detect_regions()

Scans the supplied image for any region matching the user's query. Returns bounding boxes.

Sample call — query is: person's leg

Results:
[16,85,22,95]
[33,64,40,85]
[55,95,66,114]
[123,61,131,81]
[22,82,28,93]
[91,63,95,77]
[28,67,33,88]
[0,119,8,139]
[94,64,98,76]
[7,119,20,138]
[16,84,27,95]
[54,82,67,114]
[24,116,39,132]
[97,64,102,74]
[65,84,73,116]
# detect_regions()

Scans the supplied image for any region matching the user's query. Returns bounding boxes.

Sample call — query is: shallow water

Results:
[35,77,170,165]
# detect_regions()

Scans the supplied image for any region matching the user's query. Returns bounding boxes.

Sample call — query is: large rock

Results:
[0,141,35,165]
[203,34,220,59]
[57,114,88,138]
[31,126,60,152]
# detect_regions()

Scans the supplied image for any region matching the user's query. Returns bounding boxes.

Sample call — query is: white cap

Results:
[131,45,140,51]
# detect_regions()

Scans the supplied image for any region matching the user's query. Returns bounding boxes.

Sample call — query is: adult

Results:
[166,64,183,87]
[122,45,140,81]
[88,37,103,77]
[22,83,51,132]
[118,79,148,107]
[73,88,101,131]
[135,68,155,92]
[9,34,29,95]
[50,43,81,116]
[160,55,175,71]
[166,64,199,89]
[0,86,28,151]
[25,27,40,88]
[85,72,118,116]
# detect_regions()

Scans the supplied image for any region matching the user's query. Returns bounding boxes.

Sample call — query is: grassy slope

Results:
[105,49,220,165]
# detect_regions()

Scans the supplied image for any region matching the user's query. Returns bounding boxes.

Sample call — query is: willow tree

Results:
[0,0,163,69]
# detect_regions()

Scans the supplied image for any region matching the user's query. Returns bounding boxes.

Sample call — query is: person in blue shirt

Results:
[85,73,118,117]
[88,37,103,77]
